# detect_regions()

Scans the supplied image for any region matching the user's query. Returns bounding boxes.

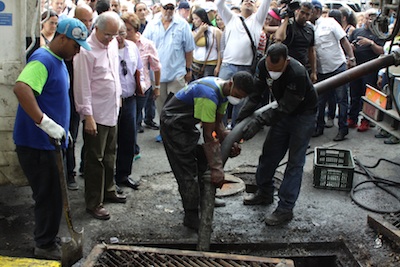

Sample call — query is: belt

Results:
[122,95,134,101]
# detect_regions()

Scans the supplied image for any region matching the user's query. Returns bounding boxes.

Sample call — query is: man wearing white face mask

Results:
[237,43,317,226]
[160,72,255,231]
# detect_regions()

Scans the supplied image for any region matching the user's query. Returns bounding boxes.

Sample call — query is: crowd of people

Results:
[15,0,397,261]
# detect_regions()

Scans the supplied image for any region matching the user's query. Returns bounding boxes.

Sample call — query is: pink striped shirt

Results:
[136,34,161,91]
[73,29,122,127]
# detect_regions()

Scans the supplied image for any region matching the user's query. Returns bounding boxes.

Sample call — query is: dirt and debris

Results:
[1,124,400,266]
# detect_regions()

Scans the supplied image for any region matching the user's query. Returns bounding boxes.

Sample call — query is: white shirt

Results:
[216,0,270,66]
[193,27,219,62]
[313,17,347,74]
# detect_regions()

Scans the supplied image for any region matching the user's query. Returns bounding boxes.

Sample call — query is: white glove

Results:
[36,113,65,140]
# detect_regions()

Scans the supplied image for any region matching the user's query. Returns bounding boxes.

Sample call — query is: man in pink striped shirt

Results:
[74,11,126,220]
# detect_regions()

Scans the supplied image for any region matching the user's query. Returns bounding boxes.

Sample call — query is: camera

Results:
[279,0,301,19]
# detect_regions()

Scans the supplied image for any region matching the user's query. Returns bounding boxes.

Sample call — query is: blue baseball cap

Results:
[57,18,91,51]
[312,0,323,10]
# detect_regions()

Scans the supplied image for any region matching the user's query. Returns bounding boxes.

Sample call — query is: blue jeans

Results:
[66,91,80,177]
[115,96,137,181]
[144,87,156,124]
[135,88,151,155]
[316,63,348,134]
[219,63,251,128]
[137,87,151,127]
[255,113,315,211]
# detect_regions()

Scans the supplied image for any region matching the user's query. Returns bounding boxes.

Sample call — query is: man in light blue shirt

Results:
[143,0,195,141]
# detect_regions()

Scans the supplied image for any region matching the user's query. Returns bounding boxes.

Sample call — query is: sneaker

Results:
[265,208,293,226]
[215,198,226,207]
[67,175,79,190]
[375,129,391,138]
[333,131,347,142]
[138,125,144,133]
[325,118,334,128]
[384,136,400,145]
[134,153,141,161]
[34,243,61,260]
[347,118,357,129]
[144,120,159,130]
[155,135,162,143]
[357,119,370,132]
[243,191,273,206]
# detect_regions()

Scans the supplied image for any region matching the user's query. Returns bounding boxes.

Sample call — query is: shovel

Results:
[53,139,84,266]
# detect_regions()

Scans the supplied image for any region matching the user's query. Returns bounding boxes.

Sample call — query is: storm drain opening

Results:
[84,244,294,267]
[83,242,360,267]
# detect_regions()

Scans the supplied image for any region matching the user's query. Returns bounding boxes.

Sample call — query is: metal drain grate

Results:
[368,214,400,248]
[383,212,400,229]
[83,244,294,267]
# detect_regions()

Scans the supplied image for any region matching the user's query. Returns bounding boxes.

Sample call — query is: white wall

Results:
[0,0,39,185]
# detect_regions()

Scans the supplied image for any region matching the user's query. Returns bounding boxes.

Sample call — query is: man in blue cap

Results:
[13,17,90,260]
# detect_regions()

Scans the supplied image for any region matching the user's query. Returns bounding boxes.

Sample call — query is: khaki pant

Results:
[156,75,186,119]
[84,124,117,210]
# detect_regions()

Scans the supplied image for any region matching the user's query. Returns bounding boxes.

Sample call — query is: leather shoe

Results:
[312,128,324,137]
[243,191,273,206]
[104,193,127,203]
[86,205,110,220]
[333,131,347,141]
[117,177,140,190]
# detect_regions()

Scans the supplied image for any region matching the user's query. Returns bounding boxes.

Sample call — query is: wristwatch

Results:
[348,57,356,62]
[186,67,192,73]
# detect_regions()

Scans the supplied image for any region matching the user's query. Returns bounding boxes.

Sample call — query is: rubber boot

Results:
[183,210,200,230]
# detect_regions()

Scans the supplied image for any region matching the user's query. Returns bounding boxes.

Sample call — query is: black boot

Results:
[183,210,200,230]
[243,191,273,206]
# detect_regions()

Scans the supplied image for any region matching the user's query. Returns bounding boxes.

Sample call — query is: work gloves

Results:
[230,142,241,158]
[36,113,66,140]
[203,140,225,188]
[242,115,264,141]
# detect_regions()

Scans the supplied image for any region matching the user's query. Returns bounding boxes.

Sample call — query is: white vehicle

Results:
[322,1,362,13]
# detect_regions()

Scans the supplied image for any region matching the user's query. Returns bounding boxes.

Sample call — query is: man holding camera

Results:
[309,0,356,141]
[275,1,317,83]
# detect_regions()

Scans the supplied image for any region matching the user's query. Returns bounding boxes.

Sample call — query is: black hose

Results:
[351,157,400,214]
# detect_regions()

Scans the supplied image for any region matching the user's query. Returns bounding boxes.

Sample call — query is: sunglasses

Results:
[71,27,88,40]
[121,60,128,76]
[163,5,175,11]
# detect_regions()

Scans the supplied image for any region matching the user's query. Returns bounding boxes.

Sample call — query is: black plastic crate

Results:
[313,148,355,191]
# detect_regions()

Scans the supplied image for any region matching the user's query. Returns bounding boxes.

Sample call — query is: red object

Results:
[347,118,357,128]
[357,119,370,132]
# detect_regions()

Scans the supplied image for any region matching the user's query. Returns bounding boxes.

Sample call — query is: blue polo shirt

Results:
[13,47,70,150]
[143,15,195,82]
[175,77,228,123]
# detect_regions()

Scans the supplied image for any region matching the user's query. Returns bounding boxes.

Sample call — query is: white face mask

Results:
[227,96,241,105]
[268,71,283,80]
